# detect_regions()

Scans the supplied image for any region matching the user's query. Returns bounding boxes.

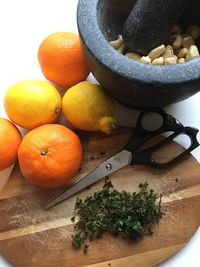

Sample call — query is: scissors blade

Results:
[44,150,132,209]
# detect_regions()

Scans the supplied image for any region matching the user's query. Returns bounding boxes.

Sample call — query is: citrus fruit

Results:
[18,124,82,188]
[38,32,90,87]
[62,81,116,134]
[0,118,22,171]
[4,80,62,129]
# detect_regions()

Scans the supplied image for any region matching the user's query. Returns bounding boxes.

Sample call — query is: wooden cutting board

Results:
[0,128,200,267]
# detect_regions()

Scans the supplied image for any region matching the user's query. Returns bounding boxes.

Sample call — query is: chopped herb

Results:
[71,177,163,252]
[83,243,89,254]
[89,151,95,160]
[72,233,85,249]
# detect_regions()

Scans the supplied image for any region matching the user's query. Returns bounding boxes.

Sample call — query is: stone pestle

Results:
[122,0,187,55]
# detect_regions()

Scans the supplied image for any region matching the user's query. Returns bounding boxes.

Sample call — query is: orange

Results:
[38,32,90,87]
[0,118,22,171]
[18,124,82,188]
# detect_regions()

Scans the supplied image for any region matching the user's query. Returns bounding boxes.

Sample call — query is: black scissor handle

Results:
[125,108,183,152]
[131,127,199,168]
[136,108,183,132]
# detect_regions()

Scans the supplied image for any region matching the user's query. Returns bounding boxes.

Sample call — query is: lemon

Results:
[62,81,116,134]
[4,80,62,129]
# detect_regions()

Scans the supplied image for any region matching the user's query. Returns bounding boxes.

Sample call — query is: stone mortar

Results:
[77,0,200,108]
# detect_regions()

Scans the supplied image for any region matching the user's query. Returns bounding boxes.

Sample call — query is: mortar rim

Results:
[77,0,200,87]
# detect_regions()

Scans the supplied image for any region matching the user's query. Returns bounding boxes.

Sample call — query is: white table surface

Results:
[0,1,199,266]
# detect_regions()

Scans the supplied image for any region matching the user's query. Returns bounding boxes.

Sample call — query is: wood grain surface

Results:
[0,129,199,267]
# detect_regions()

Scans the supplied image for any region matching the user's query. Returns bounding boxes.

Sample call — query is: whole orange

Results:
[18,124,83,188]
[38,32,90,87]
[0,118,22,171]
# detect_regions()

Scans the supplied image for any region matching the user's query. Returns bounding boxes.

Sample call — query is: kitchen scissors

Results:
[44,108,199,209]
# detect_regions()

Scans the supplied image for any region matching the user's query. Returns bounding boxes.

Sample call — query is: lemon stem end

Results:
[99,117,117,134]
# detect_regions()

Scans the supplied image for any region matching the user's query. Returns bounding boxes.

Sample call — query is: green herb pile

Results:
[71,178,163,253]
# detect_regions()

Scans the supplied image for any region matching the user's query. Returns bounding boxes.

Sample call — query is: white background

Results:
[0,1,199,266]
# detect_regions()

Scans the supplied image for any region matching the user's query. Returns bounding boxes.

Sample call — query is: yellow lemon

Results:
[62,81,116,134]
[4,80,61,129]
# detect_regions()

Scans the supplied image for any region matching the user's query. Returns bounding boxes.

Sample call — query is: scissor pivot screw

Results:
[106,163,112,171]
